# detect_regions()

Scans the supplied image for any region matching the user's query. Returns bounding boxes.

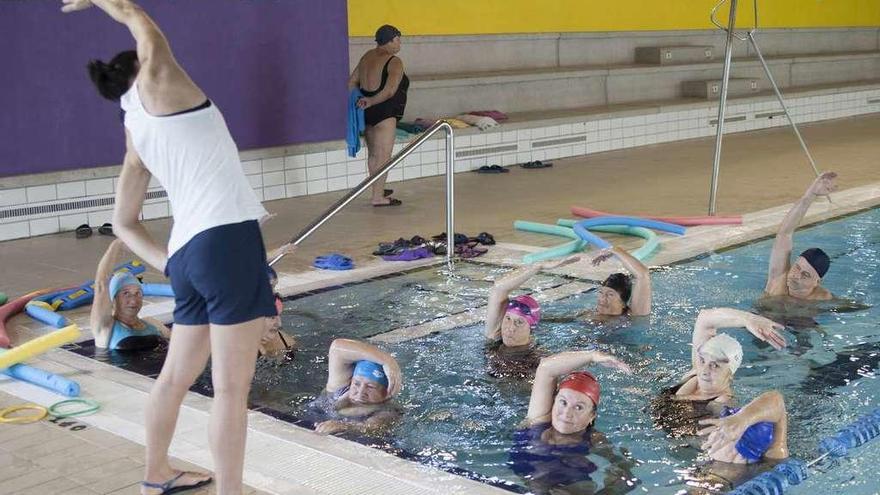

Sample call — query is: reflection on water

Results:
[66,209,880,494]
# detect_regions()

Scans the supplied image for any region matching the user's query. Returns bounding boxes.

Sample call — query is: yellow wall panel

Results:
[348,1,880,36]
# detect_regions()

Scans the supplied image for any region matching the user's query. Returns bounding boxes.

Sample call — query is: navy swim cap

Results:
[375,24,401,45]
[602,273,632,303]
[721,407,775,463]
[799,248,830,278]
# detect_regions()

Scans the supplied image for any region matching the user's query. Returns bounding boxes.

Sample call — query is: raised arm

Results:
[485,256,579,340]
[526,350,631,425]
[359,57,404,108]
[699,390,788,462]
[692,308,786,369]
[112,130,168,272]
[325,339,401,397]
[765,172,837,295]
[594,247,651,315]
[89,239,125,342]
[62,0,172,70]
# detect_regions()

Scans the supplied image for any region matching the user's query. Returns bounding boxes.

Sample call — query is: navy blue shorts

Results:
[165,220,276,326]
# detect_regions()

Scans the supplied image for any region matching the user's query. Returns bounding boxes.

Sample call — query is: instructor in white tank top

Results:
[63,1,277,494]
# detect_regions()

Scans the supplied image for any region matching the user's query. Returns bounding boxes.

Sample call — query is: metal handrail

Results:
[708,0,820,215]
[268,120,456,267]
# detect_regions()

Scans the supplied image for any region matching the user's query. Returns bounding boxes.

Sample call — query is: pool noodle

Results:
[0,324,81,369]
[142,283,174,297]
[571,205,741,226]
[25,302,68,328]
[0,360,80,397]
[557,221,659,260]
[0,288,70,348]
[514,221,659,263]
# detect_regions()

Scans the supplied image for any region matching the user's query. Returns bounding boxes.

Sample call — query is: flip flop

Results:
[455,242,489,259]
[475,165,509,174]
[75,224,93,239]
[313,253,354,270]
[410,235,428,246]
[383,246,433,261]
[373,198,402,207]
[141,471,212,495]
[384,189,394,197]
[470,232,496,245]
[431,232,470,245]
[372,237,411,256]
[98,223,114,236]
[521,160,553,169]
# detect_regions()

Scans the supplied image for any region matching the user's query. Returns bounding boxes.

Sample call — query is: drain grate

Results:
[0,190,167,220]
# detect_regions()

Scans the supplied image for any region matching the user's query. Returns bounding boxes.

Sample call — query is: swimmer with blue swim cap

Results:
[90,240,169,350]
[313,338,402,436]
[765,171,837,301]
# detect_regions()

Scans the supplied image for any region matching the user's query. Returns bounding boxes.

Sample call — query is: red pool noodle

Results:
[0,287,71,348]
[570,206,742,226]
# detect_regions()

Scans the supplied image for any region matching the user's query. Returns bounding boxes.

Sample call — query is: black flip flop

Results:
[98,223,114,236]
[521,160,553,169]
[374,198,402,207]
[75,224,93,239]
[384,189,394,197]
[476,165,509,174]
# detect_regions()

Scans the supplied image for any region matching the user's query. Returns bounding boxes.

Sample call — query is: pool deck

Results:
[0,114,878,494]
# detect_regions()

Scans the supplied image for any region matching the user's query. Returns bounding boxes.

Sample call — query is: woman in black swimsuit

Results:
[348,24,410,207]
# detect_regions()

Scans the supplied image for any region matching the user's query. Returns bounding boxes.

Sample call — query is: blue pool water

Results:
[71,208,880,494]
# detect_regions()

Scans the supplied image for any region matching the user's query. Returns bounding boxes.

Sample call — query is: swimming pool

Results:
[67,208,880,494]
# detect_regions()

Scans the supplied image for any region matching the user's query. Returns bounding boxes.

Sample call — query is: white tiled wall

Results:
[1,87,878,242]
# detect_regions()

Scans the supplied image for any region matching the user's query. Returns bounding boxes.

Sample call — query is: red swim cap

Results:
[558,371,600,406]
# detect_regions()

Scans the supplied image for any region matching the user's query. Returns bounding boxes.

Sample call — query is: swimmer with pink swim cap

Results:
[484,256,580,348]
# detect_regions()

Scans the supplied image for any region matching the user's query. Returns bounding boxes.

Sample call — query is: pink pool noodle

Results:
[570,206,742,226]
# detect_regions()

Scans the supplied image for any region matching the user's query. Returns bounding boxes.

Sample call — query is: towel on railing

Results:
[347,88,365,157]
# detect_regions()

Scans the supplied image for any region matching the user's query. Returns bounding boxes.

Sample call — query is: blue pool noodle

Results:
[572,216,686,250]
[142,283,174,297]
[2,363,80,397]
[25,304,68,328]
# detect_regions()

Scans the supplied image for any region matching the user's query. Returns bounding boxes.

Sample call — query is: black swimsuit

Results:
[361,57,409,127]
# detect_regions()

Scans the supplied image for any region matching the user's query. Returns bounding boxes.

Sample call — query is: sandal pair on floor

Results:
[76,223,113,239]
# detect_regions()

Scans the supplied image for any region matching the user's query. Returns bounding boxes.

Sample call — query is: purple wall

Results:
[0,0,349,177]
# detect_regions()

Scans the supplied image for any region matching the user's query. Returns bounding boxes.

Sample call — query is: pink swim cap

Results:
[506,294,541,328]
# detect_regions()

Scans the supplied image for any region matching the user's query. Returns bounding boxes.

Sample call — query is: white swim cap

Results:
[699,334,743,374]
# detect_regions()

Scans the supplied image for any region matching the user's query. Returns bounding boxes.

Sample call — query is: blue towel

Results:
[347,89,365,157]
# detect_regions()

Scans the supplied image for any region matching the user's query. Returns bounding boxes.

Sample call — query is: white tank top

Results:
[120,82,267,257]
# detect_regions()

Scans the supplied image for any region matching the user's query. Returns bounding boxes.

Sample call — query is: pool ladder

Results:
[268,120,456,267]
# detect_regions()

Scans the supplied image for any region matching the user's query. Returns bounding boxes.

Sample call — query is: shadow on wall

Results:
[0,0,350,178]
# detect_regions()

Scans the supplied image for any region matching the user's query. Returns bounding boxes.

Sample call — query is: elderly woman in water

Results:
[307,339,402,436]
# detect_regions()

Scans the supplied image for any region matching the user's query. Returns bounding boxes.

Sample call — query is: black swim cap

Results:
[375,24,401,45]
[800,248,830,278]
[602,273,632,303]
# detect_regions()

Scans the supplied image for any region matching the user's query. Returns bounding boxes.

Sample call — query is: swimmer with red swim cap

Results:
[510,350,634,493]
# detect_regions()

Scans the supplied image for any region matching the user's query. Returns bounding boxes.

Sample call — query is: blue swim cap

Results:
[721,407,775,463]
[109,272,141,301]
[352,360,389,388]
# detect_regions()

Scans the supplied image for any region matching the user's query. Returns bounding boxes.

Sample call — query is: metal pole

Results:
[708,0,739,216]
[268,121,455,267]
[748,31,820,177]
[444,127,455,266]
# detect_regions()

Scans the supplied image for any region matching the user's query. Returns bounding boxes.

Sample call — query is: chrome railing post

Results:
[268,120,456,267]
[708,0,738,216]
[444,124,455,266]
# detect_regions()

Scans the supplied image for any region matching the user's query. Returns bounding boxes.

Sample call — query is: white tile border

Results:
[1,87,879,242]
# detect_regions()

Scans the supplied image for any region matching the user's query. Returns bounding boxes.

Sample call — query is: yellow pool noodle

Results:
[0,324,81,369]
